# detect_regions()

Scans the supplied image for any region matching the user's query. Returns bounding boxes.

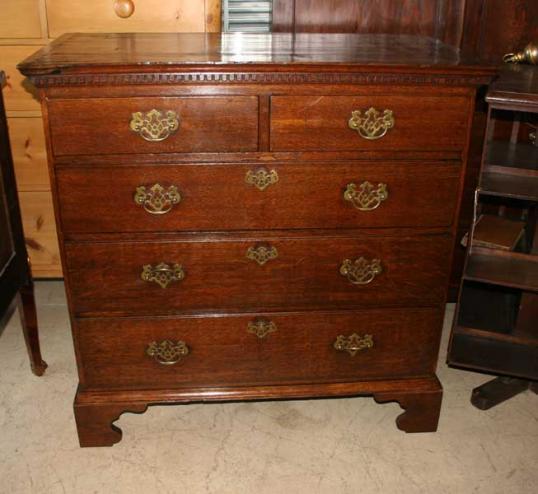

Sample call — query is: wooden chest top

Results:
[18,32,495,85]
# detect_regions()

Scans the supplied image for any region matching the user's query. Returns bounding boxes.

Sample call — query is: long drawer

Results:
[65,233,451,316]
[271,95,470,152]
[57,161,460,233]
[47,97,259,156]
[76,308,442,388]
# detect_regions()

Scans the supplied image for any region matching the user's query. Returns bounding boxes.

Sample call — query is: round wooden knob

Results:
[113,0,135,18]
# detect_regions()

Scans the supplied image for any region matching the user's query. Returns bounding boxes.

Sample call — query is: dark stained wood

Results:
[273,0,466,48]
[17,32,494,77]
[269,0,537,305]
[270,94,471,152]
[56,161,461,233]
[272,0,296,33]
[74,376,444,446]
[472,215,525,251]
[465,248,538,291]
[76,309,441,388]
[487,65,538,110]
[485,140,538,171]
[270,0,535,64]
[48,97,259,156]
[281,0,440,34]
[74,399,148,448]
[471,377,534,410]
[17,282,47,376]
[480,171,538,201]
[0,72,47,376]
[64,233,452,317]
[461,0,538,63]
[374,381,443,433]
[448,67,538,407]
[18,33,494,445]
[450,328,538,380]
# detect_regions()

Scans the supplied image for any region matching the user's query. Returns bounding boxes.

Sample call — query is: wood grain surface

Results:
[64,233,451,316]
[75,308,442,388]
[48,96,259,156]
[56,161,461,233]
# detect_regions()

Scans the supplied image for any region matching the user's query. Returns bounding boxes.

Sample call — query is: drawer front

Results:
[9,117,49,191]
[65,234,451,316]
[271,95,470,152]
[46,0,208,38]
[0,0,43,38]
[0,46,42,112]
[48,97,259,156]
[18,191,62,278]
[57,161,460,233]
[76,308,442,388]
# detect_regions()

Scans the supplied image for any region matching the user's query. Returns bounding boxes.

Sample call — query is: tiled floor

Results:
[0,281,536,494]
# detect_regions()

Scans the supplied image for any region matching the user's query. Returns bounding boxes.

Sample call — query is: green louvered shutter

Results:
[222,1,273,32]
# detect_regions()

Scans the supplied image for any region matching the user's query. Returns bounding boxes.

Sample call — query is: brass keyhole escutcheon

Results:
[246,245,278,266]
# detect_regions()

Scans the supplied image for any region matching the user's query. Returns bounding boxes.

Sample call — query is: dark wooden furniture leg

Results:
[471,377,535,410]
[17,280,47,376]
[374,379,443,433]
[74,392,148,447]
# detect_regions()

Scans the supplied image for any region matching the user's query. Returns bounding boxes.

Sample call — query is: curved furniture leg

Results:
[374,381,443,433]
[18,280,47,376]
[74,395,148,447]
[471,377,533,410]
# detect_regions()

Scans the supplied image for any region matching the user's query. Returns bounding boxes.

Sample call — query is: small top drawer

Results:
[46,0,208,38]
[270,94,470,152]
[0,0,43,39]
[47,97,259,156]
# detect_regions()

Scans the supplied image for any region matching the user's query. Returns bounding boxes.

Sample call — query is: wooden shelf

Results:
[464,247,538,291]
[480,140,538,201]
[485,140,538,173]
[449,66,538,389]
[449,325,538,380]
[454,324,537,348]
[473,214,525,250]
[479,171,538,201]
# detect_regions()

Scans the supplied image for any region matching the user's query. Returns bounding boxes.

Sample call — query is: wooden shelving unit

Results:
[448,65,538,409]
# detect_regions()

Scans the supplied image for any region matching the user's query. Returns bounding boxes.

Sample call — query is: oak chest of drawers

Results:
[18,32,495,447]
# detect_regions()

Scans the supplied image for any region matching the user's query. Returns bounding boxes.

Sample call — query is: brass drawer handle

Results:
[348,107,394,140]
[130,109,180,142]
[344,181,388,211]
[334,333,374,356]
[134,184,181,214]
[245,168,279,191]
[246,245,278,265]
[247,318,277,339]
[340,257,383,285]
[141,262,185,288]
[146,340,189,365]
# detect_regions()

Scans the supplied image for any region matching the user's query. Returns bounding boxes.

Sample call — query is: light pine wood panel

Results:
[8,117,49,192]
[18,191,62,278]
[46,0,210,37]
[205,0,222,32]
[0,46,43,112]
[0,0,44,39]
